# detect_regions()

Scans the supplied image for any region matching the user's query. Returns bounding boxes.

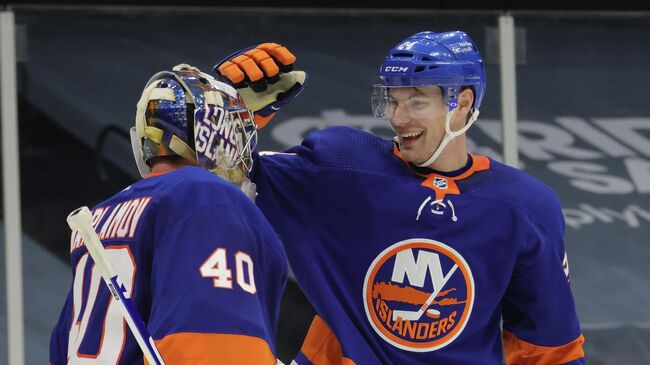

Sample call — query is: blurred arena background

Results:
[0,2,649,364]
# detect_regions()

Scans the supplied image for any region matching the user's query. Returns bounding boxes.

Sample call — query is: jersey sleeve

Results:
[292,315,357,365]
[252,127,362,238]
[147,204,279,365]
[251,130,326,246]
[253,131,321,183]
[49,289,73,365]
[252,126,395,222]
[501,189,585,365]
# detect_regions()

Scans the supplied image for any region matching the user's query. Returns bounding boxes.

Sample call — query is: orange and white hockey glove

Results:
[212,43,306,129]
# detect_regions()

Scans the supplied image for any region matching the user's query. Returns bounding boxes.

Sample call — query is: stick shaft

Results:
[67,206,166,365]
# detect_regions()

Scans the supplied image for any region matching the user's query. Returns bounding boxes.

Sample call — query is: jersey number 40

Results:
[199,247,257,294]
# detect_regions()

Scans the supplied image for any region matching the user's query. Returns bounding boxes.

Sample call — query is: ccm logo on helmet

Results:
[384,66,409,72]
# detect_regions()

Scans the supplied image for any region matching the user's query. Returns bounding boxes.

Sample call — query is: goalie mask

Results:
[371,31,486,167]
[131,65,258,197]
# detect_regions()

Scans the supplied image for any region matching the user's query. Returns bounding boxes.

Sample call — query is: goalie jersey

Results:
[253,126,585,365]
[50,166,287,365]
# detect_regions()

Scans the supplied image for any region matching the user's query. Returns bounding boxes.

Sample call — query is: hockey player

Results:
[49,66,287,364]
[214,34,586,364]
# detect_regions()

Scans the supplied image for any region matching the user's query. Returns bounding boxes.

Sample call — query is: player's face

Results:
[388,86,448,165]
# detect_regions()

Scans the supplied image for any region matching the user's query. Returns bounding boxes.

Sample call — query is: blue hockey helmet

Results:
[131,65,257,185]
[372,31,485,118]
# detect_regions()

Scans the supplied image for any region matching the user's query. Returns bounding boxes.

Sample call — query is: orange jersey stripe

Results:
[300,316,356,365]
[145,332,276,365]
[502,330,585,365]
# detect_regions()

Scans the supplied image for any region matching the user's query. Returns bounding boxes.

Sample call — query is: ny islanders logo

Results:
[363,239,474,352]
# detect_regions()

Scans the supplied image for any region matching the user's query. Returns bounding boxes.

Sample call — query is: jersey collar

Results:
[393,142,490,200]
[146,171,169,178]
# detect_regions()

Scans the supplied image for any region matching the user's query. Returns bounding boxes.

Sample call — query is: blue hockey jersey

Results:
[50,166,287,364]
[253,126,585,365]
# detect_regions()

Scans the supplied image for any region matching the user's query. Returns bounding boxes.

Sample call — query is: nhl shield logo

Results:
[363,239,474,352]
[433,177,448,190]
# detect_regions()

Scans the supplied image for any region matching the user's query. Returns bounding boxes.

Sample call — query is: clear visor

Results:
[371,85,457,119]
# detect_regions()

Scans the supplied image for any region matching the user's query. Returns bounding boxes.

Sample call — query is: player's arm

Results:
[49,290,74,365]
[213,41,323,197]
[501,191,585,365]
[212,42,306,129]
[147,203,283,365]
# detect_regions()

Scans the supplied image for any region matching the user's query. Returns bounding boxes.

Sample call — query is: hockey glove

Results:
[213,42,306,129]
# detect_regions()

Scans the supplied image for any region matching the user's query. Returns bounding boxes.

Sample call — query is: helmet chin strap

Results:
[414,107,480,168]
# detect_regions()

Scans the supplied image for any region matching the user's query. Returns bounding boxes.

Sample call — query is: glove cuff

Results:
[254,113,276,129]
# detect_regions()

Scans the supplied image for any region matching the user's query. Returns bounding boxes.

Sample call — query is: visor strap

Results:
[414,108,479,168]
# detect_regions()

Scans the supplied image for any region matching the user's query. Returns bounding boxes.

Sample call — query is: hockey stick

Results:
[392,264,458,322]
[67,206,166,365]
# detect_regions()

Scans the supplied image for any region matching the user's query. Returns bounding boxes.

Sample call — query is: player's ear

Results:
[458,87,474,112]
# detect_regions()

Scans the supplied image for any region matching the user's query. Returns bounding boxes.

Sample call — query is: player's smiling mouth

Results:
[399,130,424,147]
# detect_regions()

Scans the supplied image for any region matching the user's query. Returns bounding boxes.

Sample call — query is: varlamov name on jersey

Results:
[69,197,152,252]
